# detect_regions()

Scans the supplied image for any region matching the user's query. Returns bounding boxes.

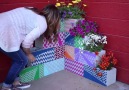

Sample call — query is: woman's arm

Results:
[22,15,47,62]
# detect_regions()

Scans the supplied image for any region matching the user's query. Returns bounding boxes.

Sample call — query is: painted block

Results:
[65,33,74,46]
[55,46,65,59]
[64,32,70,39]
[64,45,75,60]
[64,19,78,32]
[19,64,44,83]
[75,48,105,67]
[44,58,65,76]
[84,65,117,86]
[31,48,55,66]
[60,20,65,32]
[42,32,65,49]
[74,36,84,50]
[65,58,84,76]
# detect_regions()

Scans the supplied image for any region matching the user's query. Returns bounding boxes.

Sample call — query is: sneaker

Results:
[1,87,22,90]
[13,82,31,89]
[12,87,22,90]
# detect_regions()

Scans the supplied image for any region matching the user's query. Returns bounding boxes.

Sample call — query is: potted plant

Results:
[83,33,107,52]
[69,19,99,50]
[84,51,118,86]
[55,0,87,32]
[97,51,118,70]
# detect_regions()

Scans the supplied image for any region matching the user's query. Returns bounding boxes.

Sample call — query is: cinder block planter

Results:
[65,58,84,76]
[19,64,44,83]
[31,48,55,66]
[65,45,75,60]
[84,65,117,86]
[44,58,65,76]
[75,48,105,67]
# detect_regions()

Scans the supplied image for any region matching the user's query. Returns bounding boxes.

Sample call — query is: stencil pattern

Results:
[75,48,97,67]
[65,58,84,76]
[20,64,44,83]
[31,48,55,66]
[55,46,65,59]
[44,58,65,76]
[43,32,65,49]
[65,45,75,60]
[84,65,107,85]
[65,33,74,46]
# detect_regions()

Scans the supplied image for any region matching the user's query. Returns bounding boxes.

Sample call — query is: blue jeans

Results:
[0,48,28,87]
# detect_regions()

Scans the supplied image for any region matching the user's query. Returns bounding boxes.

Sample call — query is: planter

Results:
[74,36,84,50]
[65,58,84,76]
[64,19,79,32]
[42,32,65,49]
[75,48,105,67]
[65,45,75,60]
[44,58,64,76]
[19,64,44,83]
[84,65,117,86]
[31,48,55,66]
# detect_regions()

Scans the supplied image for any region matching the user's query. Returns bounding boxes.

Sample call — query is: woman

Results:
[0,4,60,90]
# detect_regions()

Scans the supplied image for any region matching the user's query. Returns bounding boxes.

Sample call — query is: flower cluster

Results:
[97,51,118,70]
[69,19,98,38]
[83,33,107,52]
[55,0,86,19]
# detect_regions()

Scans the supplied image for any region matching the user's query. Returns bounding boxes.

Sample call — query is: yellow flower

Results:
[68,3,73,6]
[83,4,87,7]
[76,0,81,2]
[72,1,78,3]
[56,3,61,6]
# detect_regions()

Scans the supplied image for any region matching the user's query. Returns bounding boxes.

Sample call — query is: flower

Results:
[55,0,87,19]
[97,51,118,70]
[69,19,98,38]
[83,33,107,52]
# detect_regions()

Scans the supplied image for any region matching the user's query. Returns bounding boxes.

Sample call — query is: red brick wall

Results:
[84,0,129,84]
[0,0,53,13]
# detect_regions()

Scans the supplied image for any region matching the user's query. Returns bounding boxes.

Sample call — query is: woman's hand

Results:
[27,54,36,62]
[21,47,36,62]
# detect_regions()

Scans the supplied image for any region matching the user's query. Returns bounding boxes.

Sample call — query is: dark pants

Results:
[0,48,28,87]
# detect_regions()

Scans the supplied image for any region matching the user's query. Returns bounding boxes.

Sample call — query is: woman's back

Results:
[0,7,38,52]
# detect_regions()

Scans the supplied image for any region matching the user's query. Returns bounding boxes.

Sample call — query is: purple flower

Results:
[62,13,66,18]
[69,19,98,37]
[68,11,72,15]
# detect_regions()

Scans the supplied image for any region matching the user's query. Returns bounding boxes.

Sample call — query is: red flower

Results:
[93,68,97,71]
[97,51,118,70]
[95,51,99,55]
[97,72,103,77]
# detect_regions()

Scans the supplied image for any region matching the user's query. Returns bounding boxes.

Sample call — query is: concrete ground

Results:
[25,70,129,90]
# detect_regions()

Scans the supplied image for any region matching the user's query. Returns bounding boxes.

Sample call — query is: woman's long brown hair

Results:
[26,4,60,42]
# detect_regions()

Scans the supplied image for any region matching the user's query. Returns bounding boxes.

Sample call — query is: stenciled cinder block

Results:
[65,33,74,46]
[44,58,65,76]
[20,64,44,83]
[64,45,75,60]
[65,58,84,76]
[84,65,117,86]
[75,48,105,67]
[31,48,55,66]
[55,46,65,59]
[42,32,65,49]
